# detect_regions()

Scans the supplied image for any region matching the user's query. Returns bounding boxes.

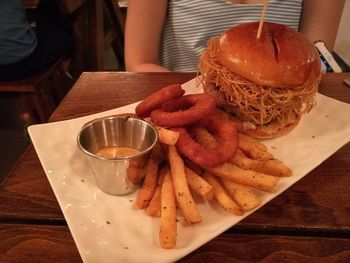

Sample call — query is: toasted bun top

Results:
[217,22,321,87]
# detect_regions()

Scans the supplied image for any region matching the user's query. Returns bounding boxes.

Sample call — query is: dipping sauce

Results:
[95,146,140,158]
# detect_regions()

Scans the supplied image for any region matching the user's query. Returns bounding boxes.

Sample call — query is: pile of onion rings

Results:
[135,84,239,168]
[151,94,216,127]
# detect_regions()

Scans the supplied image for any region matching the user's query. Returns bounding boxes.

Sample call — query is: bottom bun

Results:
[203,84,300,139]
[240,114,301,139]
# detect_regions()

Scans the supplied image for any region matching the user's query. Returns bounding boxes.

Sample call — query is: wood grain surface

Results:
[1,225,349,263]
[0,224,81,263]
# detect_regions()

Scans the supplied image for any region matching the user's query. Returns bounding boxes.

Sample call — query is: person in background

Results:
[124,0,345,72]
[0,0,73,81]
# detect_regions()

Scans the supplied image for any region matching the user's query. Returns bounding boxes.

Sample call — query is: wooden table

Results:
[1,72,350,262]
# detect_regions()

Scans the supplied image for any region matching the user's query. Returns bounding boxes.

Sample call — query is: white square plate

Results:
[28,78,350,263]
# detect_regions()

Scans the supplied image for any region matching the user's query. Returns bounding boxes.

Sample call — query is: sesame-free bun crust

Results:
[217,22,321,87]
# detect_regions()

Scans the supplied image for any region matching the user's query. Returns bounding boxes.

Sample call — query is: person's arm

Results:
[299,0,345,50]
[124,0,169,72]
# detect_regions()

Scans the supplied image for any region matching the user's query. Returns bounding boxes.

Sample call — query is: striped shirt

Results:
[159,0,303,72]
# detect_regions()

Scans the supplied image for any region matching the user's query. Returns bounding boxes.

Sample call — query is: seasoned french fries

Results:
[231,149,292,177]
[208,162,279,192]
[156,126,180,145]
[220,178,261,211]
[168,145,202,224]
[159,168,177,249]
[146,165,168,217]
[134,156,160,209]
[238,133,273,160]
[131,106,294,249]
[203,172,243,215]
[185,166,214,200]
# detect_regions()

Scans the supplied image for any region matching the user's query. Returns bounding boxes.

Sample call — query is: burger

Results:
[199,21,322,139]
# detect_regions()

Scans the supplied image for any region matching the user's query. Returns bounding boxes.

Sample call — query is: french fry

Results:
[208,162,279,192]
[168,145,202,224]
[127,150,150,184]
[146,164,168,217]
[185,166,214,200]
[253,158,292,177]
[134,156,160,209]
[127,166,146,185]
[151,142,166,162]
[193,127,279,191]
[156,126,180,145]
[202,172,242,215]
[184,158,203,176]
[231,150,292,177]
[230,149,255,169]
[238,133,273,160]
[192,127,217,147]
[239,133,267,151]
[129,154,149,168]
[220,178,261,211]
[159,168,177,249]
[130,142,163,184]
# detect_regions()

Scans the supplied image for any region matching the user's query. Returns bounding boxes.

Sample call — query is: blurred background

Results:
[334,0,350,65]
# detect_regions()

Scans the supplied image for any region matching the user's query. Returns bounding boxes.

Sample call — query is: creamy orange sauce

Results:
[95,147,139,158]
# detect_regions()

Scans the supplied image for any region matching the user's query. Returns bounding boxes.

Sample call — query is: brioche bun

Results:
[217,22,321,88]
[199,22,322,139]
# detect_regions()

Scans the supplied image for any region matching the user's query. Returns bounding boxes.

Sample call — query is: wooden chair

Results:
[103,0,125,70]
[77,0,125,71]
[0,1,78,124]
[58,0,126,71]
[0,58,72,124]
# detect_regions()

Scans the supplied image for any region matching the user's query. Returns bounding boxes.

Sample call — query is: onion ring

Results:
[150,94,216,127]
[172,112,238,168]
[135,84,185,118]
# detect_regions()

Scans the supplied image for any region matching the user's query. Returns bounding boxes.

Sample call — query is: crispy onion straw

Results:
[199,38,322,127]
